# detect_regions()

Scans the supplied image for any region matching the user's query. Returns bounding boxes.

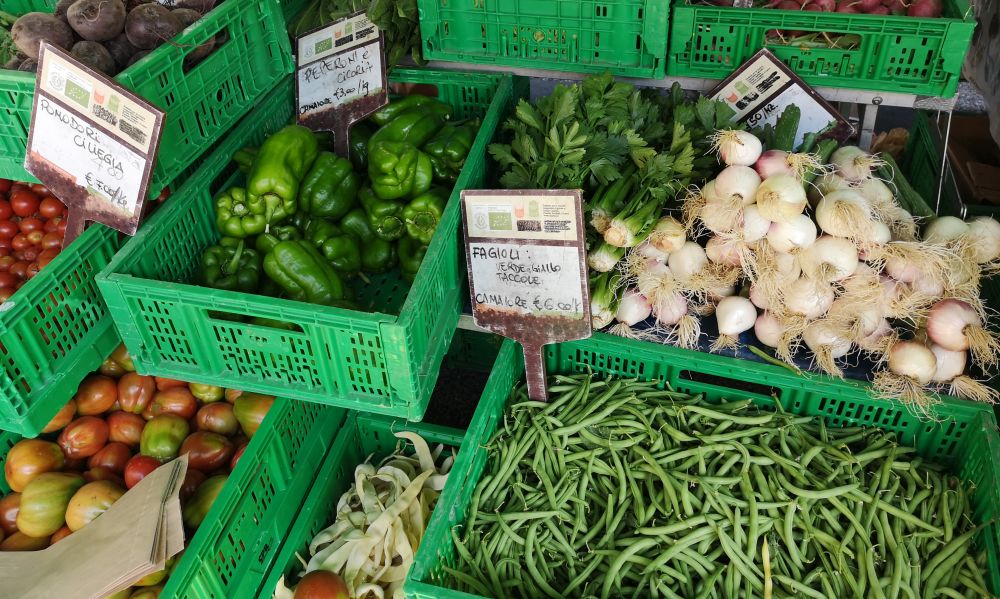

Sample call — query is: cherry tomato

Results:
[38,197,65,219]
[11,234,31,251]
[0,247,7,258]
[24,262,40,279]
[9,262,27,279]
[43,217,61,233]
[29,184,49,197]
[19,218,43,234]
[0,240,9,255]
[0,201,12,220]
[40,232,62,250]
[14,247,38,261]
[0,288,13,302]
[26,231,43,245]
[10,190,39,218]
[0,220,17,239]
[37,252,58,269]
[0,180,10,194]
[0,256,14,272]
[9,183,28,194]
[0,273,17,288]
[56,219,67,235]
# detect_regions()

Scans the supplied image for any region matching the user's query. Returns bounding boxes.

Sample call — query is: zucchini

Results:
[878,153,935,219]
[773,105,801,152]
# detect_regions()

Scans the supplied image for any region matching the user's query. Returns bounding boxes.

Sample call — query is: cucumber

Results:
[773,105,801,152]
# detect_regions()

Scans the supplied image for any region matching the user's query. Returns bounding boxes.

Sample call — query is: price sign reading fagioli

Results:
[25,42,165,246]
[295,11,388,158]
[461,190,592,401]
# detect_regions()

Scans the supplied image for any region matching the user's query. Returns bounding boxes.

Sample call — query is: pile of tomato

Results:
[0,180,69,302]
[0,344,274,598]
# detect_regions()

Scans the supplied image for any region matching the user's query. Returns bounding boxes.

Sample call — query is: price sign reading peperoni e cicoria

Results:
[461,189,592,401]
[25,42,165,246]
[295,11,388,158]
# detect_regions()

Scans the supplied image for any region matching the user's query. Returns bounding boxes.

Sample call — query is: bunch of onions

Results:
[926,298,1000,370]
[648,216,687,254]
[755,174,808,222]
[609,288,653,339]
[929,344,999,403]
[802,319,853,377]
[873,340,938,410]
[711,296,757,352]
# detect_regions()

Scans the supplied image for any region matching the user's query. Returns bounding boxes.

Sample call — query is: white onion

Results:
[886,341,937,385]
[700,198,742,234]
[749,285,770,310]
[706,236,743,267]
[926,299,998,369]
[784,277,835,319]
[815,189,878,239]
[858,318,893,353]
[755,150,794,179]
[754,312,783,348]
[669,242,708,283]
[923,216,969,244]
[911,273,944,298]
[831,146,881,181]
[652,292,688,327]
[712,129,763,166]
[855,178,894,211]
[615,289,652,327]
[964,217,1000,264]
[649,216,687,254]
[771,251,801,281]
[884,254,921,284]
[766,214,817,253]
[635,239,670,263]
[714,296,757,344]
[809,172,852,205]
[741,204,771,243]
[702,179,722,203]
[930,344,967,383]
[756,175,808,222]
[798,235,859,282]
[715,165,761,208]
[803,321,853,360]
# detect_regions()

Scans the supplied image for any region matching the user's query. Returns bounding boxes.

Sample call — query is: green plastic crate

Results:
[97,68,528,420]
[418,0,668,79]
[0,396,346,598]
[406,333,1000,598]
[0,0,293,195]
[259,413,465,598]
[666,0,975,98]
[0,224,121,437]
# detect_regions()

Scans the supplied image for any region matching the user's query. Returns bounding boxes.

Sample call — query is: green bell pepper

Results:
[369,105,451,148]
[398,235,428,283]
[358,185,405,241]
[368,141,433,201]
[233,147,257,175]
[341,208,397,274]
[402,188,448,245]
[423,119,479,183]
[263,240,345,305]
[300,152,359,220]
[215,187,268,238]
[371,95,434,126]
[201,238,261,293]
[255,224,302,255]
[304,218,362,275]
[246,125,319,224]
[349,121,374,171]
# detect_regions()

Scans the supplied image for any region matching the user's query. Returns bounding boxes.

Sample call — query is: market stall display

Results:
[97,69,527,420]
[406,334,1000,598]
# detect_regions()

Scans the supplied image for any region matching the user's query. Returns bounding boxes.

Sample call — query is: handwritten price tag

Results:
[462,190,592,401]
[25,43,164,246]
[295,11,388,157]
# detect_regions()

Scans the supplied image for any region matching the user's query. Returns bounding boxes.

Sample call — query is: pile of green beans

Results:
[444,374,993,599]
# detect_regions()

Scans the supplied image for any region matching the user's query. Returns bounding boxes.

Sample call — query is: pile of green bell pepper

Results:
[194,94,480,309]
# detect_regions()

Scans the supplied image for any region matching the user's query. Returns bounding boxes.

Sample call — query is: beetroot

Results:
[835,0,860,12]
[68,0,127,42]
[170,8,202,28]
[907,0,941,16]
[53,0,76,22]
[776,1,801,8]
[858,0,882,11]
[869,5,890,13]
[125,3,181,50]
[71,40,116,75]
[126,49,150,66]
[103,32,138,69]
[11,13,76,60]
[806,0,837,11]
[883,0,908,14]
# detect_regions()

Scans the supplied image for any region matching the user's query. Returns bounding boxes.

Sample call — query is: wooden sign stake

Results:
[295,11,389,159]
[461,190,592,402]
[25,43,165,247]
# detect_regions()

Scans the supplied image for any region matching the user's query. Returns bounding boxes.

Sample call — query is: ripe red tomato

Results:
[0,288,13,302]
[10,190,39,218]
[124,455,161,489]
[0,201,12,221]
[0,220,18,239]
[0,272,17,288]
[15,247,39,262]
[25,231,43,246]
[43,217,61,233]
[0,180,10,194]
[11,234,31,251]
[37,248,60,269]
[38,197,65,219]
[0,238,10,253]
[0,257,14,273]
[28,184,49,197]
[25,263,40,280]
[9,261,28,279]
[18,218,43,234]
[40,232,62,250]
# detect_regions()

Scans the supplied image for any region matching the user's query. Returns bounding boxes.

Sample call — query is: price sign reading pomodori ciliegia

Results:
[25,42,165,247]
[295,11,388,158]
[461,190,592,401]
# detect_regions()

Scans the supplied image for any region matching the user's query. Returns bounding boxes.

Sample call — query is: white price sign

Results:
[25,43,164,245]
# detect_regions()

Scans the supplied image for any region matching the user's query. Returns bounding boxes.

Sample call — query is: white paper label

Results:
[468,242,585,318]
[297,40,383,117]
[32,95,144,214]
